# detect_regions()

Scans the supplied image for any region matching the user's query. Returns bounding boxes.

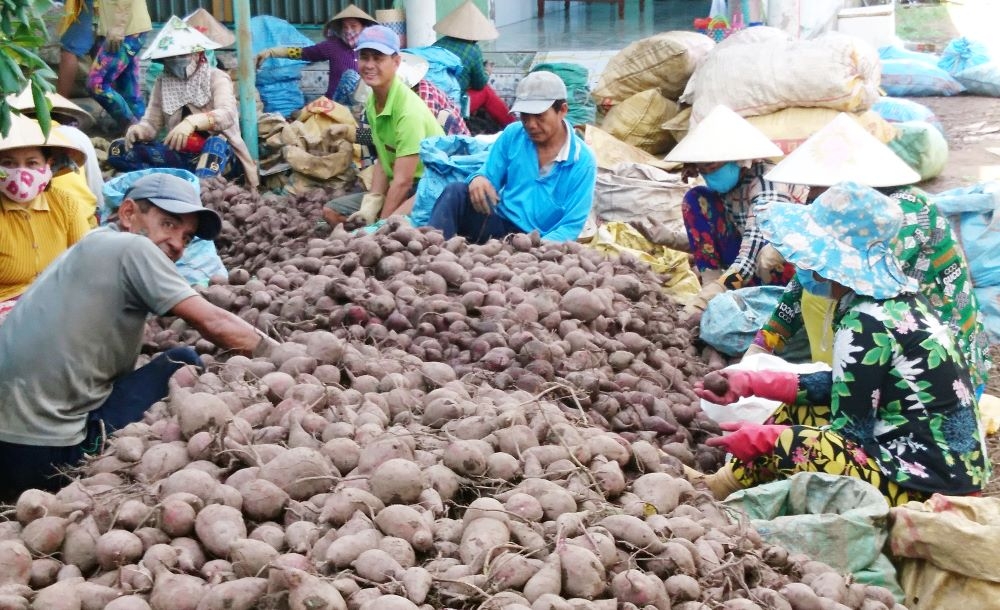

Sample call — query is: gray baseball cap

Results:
[125,172,222,240]
[510,71,567,115]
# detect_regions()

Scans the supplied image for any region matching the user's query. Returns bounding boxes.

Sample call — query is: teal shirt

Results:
[366,77,444,181]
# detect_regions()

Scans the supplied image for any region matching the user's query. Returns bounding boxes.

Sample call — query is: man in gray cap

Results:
[426,70,596,244]
[0,171,276,496]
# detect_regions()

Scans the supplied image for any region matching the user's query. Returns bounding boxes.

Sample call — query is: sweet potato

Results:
[194,505,247,559]
[0,540,32,586]
[285,567,347,610]
[238,479,289,522]
[105,597,152,610]
[258,447,335,501]
[78,582,122,610]
[351,548,404,583]
[325,529,381,569]
[358,595,418,610]
[369,458,425,505]
[28,557,61,588]
[522,552,561,603]
[21,516,68,556]
[150,571,206,610]
[611,569,669,610]
[558,543,606,599]
[31,578,83,610]
[230,539,279,578]
[597,515,666,553]
[459,517,510,567]
[134,441,190,481]
[195,577,267,610]
[373,505,433,552]
[96,530,144,570]
[401,566,432,605]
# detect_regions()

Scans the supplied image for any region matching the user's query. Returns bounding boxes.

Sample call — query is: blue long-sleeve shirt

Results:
[470,120,596,242]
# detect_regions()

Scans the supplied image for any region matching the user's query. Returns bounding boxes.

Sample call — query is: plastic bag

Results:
[938,37,991,76]
[405,46,464,108]
[411,135,492,227]
[955,61,1000,97]
[251,16,312,117]
[531,63,595,127]
[871,97,943,134]
[880,59,965,97]
[699,286,787,357]
[887,121,948,181]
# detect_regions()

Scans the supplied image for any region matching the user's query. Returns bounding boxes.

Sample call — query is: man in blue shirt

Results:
[427,71,597,243]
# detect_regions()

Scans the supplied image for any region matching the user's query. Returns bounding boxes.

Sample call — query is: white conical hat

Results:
[664,105,784,164]
[397,53,430,88]
[7,87,93,128]
[433,1,498,41]
[0,113,85,176]
[324,3,377,38]
[764,113,921,187]
[141,15,222,60]
[184,8,235,48]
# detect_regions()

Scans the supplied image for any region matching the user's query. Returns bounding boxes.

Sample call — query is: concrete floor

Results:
[484,0,706,52]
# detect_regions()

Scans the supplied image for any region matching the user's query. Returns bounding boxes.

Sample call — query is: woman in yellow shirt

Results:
[0,114,88,322]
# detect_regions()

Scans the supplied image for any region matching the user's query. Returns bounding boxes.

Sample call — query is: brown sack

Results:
[600,89,680,156]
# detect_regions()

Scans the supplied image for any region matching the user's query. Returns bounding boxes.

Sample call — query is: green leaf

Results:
[30,78,47,136]
[0,50,24,93]
[0,99,9,138]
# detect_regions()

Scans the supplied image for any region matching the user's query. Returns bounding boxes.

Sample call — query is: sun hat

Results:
[764,114,920,188]
[757,181,919,299]
[664,105,784,164]
[510,71,567,115]
[324,4,377,39]
[356,25,401,55]
[141,15,222,61]
[0,113,85,176]
[397,53,430,88]
[124,172,222,240]
[183,8,235,48]
[7,87,93,129]
[433,0,499,41]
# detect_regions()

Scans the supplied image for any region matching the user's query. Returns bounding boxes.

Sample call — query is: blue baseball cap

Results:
[356,25,400,55]
[125,172,222,240]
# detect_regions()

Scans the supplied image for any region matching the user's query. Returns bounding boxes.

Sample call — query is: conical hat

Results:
[141,16,222,60]
[324,4,377,37]
[433,1,498,41]
[664,105,783,164]
[764,113,921,188]
[7,87,93,128]
[0,113,85,175]
[397,53,430,88]
[184,8,235,48]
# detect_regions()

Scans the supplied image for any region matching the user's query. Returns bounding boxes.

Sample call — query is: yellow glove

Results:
[164,118,197,151]
[256,48,275,68]
[756,244,786,285]
[347,193,385,227]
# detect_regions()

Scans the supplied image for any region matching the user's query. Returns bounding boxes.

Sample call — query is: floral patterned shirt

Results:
[799,292,989,495]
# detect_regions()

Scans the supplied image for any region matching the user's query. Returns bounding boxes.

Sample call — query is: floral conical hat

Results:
[184,8,235,48]
[141,15,222,61]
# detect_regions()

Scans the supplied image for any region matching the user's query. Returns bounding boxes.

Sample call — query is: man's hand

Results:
[164,118,196,151]
[756,244,786,285]
[706,421,790,463]
[468,176,499,214]
[347,193,385,227]
[105,33,124,54]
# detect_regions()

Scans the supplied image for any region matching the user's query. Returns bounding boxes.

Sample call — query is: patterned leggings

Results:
[87,33,146,128]
[730,403,927,507]
[107,135,233,180]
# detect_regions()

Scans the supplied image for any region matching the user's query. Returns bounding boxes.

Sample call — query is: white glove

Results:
[681,280,727,328]
[164,118,197,151]
[124,124,146,150]
[347,193,385,227]
[756,244,786,285]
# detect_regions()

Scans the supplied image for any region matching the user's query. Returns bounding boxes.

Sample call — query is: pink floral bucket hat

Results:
[758,181,918,299]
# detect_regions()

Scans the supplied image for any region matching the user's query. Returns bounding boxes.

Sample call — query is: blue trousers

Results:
[427,182,523,244]
[0,347,202,497]
[108,135,234,181]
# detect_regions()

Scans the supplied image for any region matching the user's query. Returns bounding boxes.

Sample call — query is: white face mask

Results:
[0,166,52,203]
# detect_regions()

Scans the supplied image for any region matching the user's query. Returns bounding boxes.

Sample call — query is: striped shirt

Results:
[415,79,470,136]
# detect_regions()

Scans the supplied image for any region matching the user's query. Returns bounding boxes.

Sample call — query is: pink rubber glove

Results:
[706,421,790,463]
[694,369,799,405]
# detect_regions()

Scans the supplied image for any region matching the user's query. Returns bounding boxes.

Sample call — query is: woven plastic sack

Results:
[932,182,1000,288]
[955,62,1000,97]
[586,222,699,298]
[724,473,904,599]
[411,135,492,227]
[406,46,464,108]
[746,107,896,154]
[938,37,991,76]
[531,62,595,127]
[592,31,715,106]
[593,162,687,227]
[975,286,1000,344]
[599,89,679,155]
[880,59,965,97]
[681,32,881,125]
[699,285,786,356]
[878,44,941,66]
[251,16,312,117]
[887,121,948,181]
[871,97,943,134]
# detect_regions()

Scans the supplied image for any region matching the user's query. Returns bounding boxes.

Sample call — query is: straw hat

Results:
[764,113,921,188]
[0,113,85,176]
[7,87,93,129]
[184,8,235,48]
[758,181,918,299]
[664,105,783,164]
[141,16,222,60]
[397,53,430,88]
[324,4,377,38]
[433,1,499,41]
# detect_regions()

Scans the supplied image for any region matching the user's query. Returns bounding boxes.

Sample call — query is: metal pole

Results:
[233,0,259,163]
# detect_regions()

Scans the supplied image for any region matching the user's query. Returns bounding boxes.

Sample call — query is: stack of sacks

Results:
[264,97,358,195]
[670,27,889,155]
[592,30,715,155]
[878,45,965,97]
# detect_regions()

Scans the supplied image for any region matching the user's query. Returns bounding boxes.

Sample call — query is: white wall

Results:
[492,0,538,27]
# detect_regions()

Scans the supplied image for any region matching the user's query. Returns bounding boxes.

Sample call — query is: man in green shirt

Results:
[324,25,444,227]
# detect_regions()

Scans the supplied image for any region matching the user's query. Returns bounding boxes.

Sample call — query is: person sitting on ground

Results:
[689,181,989,506]
[323,25,444,226]
[108,16,259,188]
[0,172,278,496]
[426,71,597,243]
[432,0,515,129]
[85,0,151,131]
[398,52,470,137]
[662,105,809,324]
[0,114,90,324]
[256,4,376,100]
[748,114,992,393]
[8,87,104,226]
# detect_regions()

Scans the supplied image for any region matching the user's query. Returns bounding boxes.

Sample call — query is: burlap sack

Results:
[284,140,354,180]
[592,31,715,106]
[600,89,680,155]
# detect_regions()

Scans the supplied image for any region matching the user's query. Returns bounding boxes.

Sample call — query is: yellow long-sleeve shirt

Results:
[0,187,90,301]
